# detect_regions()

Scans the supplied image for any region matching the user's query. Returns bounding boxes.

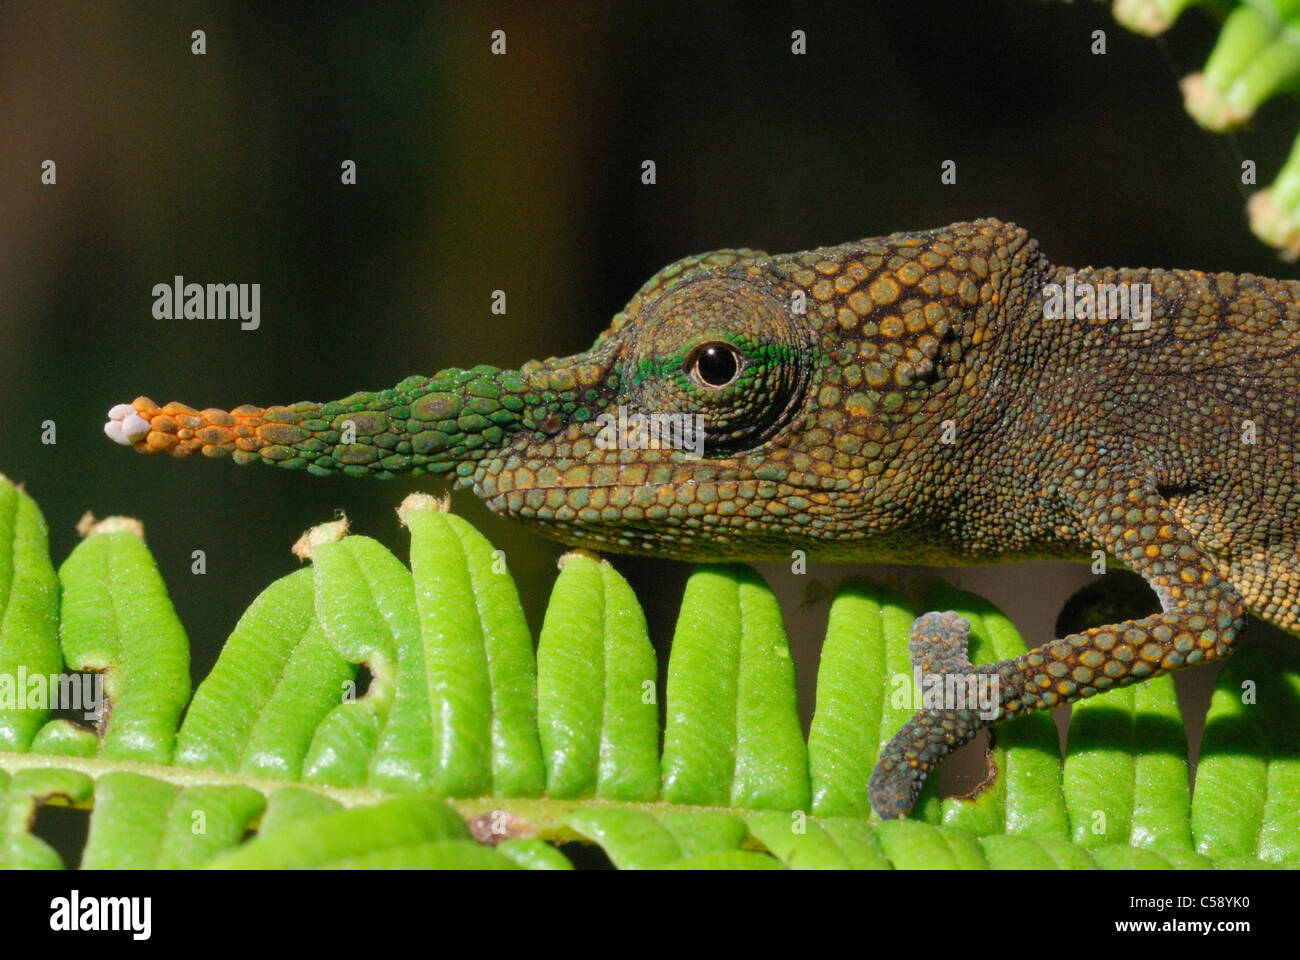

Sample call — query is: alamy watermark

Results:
[0,667,103,722]
[1042,277,1151,329]
[152,276,260,330]
[595,405,706,459]
[890,666,999,721]
[50,891,150,940]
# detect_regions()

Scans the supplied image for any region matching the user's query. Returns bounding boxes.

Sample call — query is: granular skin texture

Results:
[110,220,1299,817]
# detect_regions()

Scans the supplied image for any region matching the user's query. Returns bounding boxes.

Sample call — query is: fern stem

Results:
[0,750,780,846]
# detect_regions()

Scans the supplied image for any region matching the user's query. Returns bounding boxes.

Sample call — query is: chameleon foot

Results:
[868,610,994,819]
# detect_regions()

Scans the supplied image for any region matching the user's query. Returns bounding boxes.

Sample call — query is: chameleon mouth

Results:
[103,393,846,560]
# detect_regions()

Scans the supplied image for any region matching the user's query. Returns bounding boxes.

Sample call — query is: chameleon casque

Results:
[104,219,1300,818]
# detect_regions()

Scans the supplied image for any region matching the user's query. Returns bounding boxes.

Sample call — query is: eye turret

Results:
[625,276,809,455]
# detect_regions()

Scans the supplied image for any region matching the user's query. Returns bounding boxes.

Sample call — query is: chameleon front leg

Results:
[869,474,1247,819]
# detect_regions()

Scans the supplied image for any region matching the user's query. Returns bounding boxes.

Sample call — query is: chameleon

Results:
[104,218,1300,818]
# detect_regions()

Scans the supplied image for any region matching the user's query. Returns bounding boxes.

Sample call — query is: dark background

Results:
[2,1,1292,769]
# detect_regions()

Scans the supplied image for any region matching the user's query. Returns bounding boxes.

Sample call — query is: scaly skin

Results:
[105,219,1300,817]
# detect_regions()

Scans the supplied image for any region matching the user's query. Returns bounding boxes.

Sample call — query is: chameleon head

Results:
[107,219,1041,561]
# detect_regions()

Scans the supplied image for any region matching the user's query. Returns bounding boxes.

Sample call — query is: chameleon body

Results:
[105,219,1300,817]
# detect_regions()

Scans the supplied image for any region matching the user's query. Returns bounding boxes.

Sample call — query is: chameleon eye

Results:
[625,275,811,456]
[687,342,741,389]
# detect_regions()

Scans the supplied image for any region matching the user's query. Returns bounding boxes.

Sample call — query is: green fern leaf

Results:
[0,473,1296,869]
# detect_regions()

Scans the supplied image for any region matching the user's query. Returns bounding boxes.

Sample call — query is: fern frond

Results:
[0,475,1296,869]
